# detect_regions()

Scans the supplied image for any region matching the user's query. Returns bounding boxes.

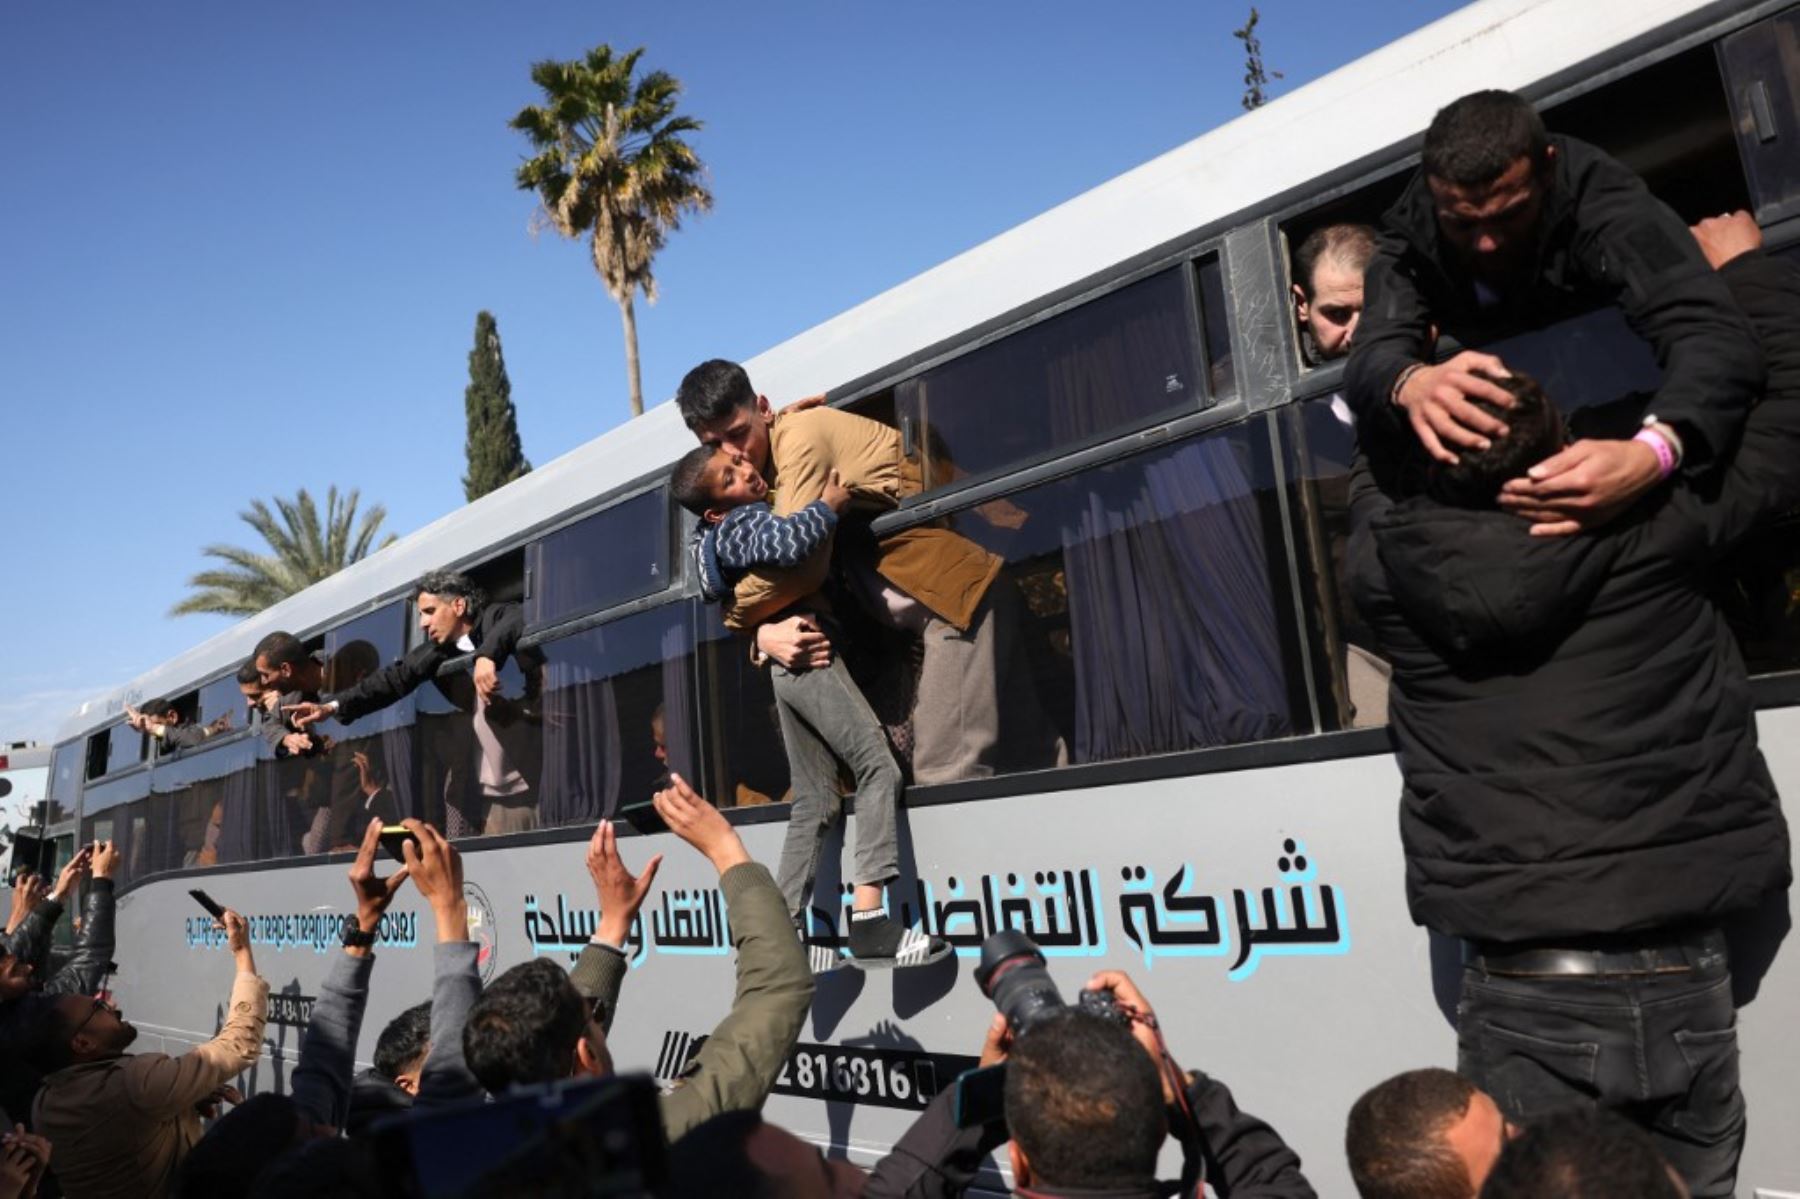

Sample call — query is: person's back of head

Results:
[1003,1008,1166,1191]
[463,959,591,1094]
[1294,224,1378,299]
[253,631,309,672]
[672,444,723,518]
[1347,1068,1490,1199]
[175,1093,307,1199]
[1480,1109,1686,1198]
[373,1000,432,1092]
[1427,372,1562,508]
[676,359,757,431]
[1422,90,1551,186]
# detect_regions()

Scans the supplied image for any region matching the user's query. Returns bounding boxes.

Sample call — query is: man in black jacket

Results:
[1346,223,1797,1197]
[288,569,540,835]
[1345,90,1762,535]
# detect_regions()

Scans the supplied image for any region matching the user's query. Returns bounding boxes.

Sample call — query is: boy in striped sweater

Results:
[672,442,952,972]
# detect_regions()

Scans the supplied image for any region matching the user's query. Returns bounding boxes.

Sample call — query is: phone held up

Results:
[379,825,421,863]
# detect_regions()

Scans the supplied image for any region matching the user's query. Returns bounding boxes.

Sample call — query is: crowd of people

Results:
[4,85,1794,1197]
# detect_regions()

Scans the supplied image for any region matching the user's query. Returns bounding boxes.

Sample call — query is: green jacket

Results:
[571,861,812,1141]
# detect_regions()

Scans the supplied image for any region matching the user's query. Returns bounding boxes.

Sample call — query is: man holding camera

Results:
[865,939,1315,1199]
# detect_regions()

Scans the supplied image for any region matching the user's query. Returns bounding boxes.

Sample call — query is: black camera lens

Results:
[974,930,1066,1037]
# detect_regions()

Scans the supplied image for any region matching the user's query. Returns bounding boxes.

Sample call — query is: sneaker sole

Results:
[848,941,954,971]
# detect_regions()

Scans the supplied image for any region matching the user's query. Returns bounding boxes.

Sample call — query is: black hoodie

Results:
[1347,250,1798,944]
[1346,135,1763,478]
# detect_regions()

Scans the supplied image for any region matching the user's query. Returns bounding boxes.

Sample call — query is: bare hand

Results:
[280,732,316,757]
[755,614,833,671]
[400,820,467,941]
[586,820,662,946]
[978,1012,1012,1068]
[217,909,254,972]
[1395,351,1515,464]
[284,702,330,730]
[194,1084,243,1120]
[1086,969,1181,1104]
[473,657,500,703]
[1690,211,1761,271]
[6,874,45,934]
[781,393,829,414]
[1497,437,1663,536]
[205,712,233,735]
[348,818,409,937]
[50,846,93,902]
[90,841,119,881]
[0,1124,49,1198]
[653,773,750,874]
[351,751,381,799]
[123,705,146,732]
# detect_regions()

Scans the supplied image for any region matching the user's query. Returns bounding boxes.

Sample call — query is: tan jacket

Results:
[34,971,270,1199]
[724,408,1001,632]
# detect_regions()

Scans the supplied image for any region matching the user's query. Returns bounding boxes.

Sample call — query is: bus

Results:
[44,0,1800,1191]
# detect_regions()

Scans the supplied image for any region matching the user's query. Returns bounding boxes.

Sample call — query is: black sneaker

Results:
[847,911,952,970]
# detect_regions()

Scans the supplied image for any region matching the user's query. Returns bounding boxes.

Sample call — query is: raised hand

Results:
[586,820,662,947]
[218,909,255,975]
[6,874,46,935]
[347,818,409,947]
[90,841,119,881]
[400,820,467,942]
[652,773,750,875]
[49,846,94,902]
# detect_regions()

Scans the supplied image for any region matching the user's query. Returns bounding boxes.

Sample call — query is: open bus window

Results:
[526,488,671,631]
[1279,397,1391,731]
[892,262,1219,494]
[697,612,791,809]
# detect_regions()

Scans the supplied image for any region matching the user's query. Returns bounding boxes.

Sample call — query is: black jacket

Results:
[0,880,114,997]
[327,602,525,724]
[1347,251,1799,943]
[1346,135,1763,475]
[863,1069,1314,1199]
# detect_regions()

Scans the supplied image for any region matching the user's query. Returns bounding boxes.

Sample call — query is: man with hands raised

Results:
[459,774,812,1139]
[28,906,266,1199]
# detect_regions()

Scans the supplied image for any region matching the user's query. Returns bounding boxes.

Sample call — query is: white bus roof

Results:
[56,0,1728,743]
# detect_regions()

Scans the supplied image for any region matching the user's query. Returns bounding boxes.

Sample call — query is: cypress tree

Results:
[462,310,531,501]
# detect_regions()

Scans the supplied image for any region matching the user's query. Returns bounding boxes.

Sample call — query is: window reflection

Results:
[896,267,1205,487]
[527,489,671,629]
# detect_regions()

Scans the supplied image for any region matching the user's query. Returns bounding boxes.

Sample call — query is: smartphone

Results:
[952,1063,1008,1129]
[378,825,421,863]
[189,889,227,920]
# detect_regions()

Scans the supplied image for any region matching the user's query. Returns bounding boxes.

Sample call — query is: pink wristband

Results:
[1634,428,1676,479]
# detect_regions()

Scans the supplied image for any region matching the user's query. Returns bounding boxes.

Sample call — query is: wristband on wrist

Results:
[1633,427,1677,479]
[341,919,377,949]
[1390,363,1427,405]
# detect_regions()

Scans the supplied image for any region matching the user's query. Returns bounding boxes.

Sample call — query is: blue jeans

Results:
[1457,945,1744,1198]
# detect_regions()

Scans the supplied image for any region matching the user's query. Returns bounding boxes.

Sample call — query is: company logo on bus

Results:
[465,881,499,982]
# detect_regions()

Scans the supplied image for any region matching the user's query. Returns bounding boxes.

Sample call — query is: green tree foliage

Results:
[1233,7,1283,111]
[171,487,399,617]
[463,310,532,501]
[511,44,712,418]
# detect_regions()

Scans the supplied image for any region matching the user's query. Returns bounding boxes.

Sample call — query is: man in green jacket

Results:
[458,776,813,1141]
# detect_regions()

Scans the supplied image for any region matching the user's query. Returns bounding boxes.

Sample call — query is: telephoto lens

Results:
[974,930,1067,1036]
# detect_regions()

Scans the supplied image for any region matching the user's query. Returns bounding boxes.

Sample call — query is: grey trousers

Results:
[771,656,904,917]
[911,578,1068,786]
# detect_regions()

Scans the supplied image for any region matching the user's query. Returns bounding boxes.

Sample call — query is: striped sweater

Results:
[694,499,839,603]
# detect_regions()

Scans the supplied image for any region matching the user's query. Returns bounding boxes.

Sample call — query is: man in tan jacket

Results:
[30,909,268,1199]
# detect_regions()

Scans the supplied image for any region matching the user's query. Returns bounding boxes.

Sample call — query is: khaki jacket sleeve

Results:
[123,971,268,1117]
[658,863,813,1140]
[570,942,629,1036]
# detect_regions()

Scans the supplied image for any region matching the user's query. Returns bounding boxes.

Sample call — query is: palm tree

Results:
[171,487,399,617]
[511,45,712,418]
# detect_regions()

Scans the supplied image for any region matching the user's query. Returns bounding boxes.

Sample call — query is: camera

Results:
[973,929,1128,1036]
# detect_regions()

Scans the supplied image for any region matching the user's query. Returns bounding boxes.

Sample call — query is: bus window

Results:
[47,742,81,824]
[894,264,1214,492]
[1196,255,1237,400]
[526,488,671,630]
[1279,396,1390,731]
[1721,11,1800,224]
[195,672,248,738]
[299,602,416,853]
[900,418,1307,777]
[697,611,790,810]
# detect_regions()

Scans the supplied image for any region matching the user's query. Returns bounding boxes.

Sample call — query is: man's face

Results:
[64,993,138,1058]
[694,396,775,473]
[1427,154,1550,286]
[651,712,667,765]
[1295,256,1365,360]
[415,591,470,646]
[0,952,32,1001]
[744,1123,867,1198]
[239,681,263,710]
[254,654,288,691]
[1443,1089,1513,1194]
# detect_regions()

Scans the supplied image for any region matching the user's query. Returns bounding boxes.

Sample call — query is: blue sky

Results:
[0,1,1467,743]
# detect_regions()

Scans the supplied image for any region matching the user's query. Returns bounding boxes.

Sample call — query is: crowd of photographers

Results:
[0,774,1704,1198]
